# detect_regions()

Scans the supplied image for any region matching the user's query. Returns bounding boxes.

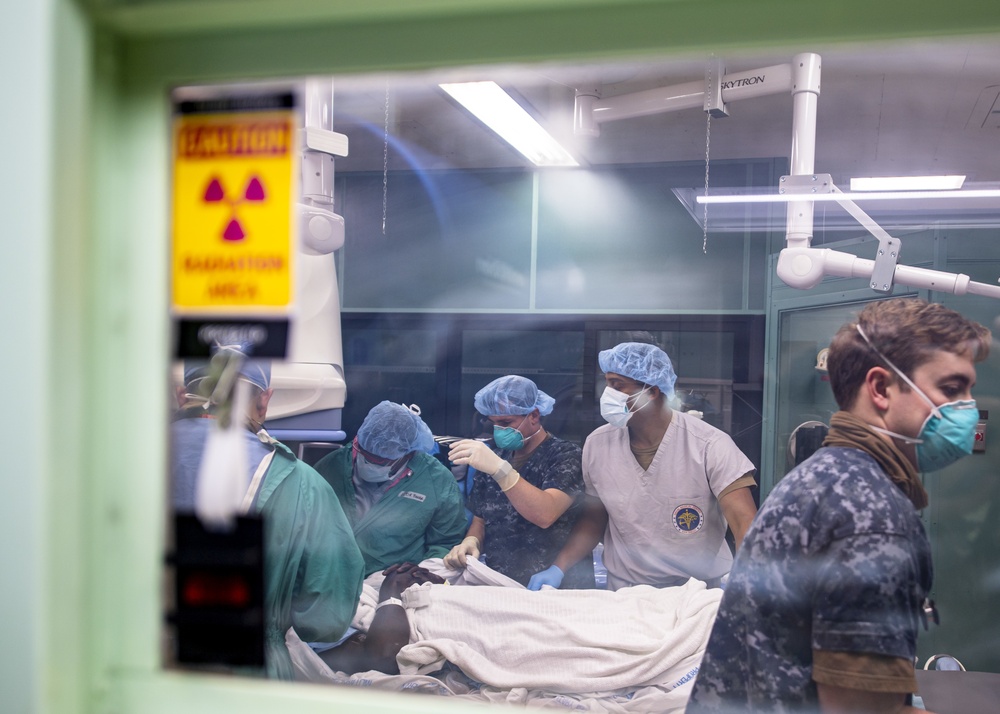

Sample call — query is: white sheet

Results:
[287,559,721,712]
[399,577,718,692]
[348,557,522,633]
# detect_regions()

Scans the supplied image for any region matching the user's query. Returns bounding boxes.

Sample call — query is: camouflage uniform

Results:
[469,435,595,588]
[687,446,932,713]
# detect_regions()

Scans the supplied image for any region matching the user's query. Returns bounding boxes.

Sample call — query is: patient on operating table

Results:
[302,559,722,710]
[317,562,444,675]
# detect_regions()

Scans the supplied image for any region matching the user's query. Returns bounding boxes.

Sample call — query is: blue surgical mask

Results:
[493,425,525,450]
[914,401,980,472]
[858,326,979,472]
[492,415,539,451]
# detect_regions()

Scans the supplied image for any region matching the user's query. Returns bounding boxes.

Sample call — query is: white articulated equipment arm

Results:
[575,52,1000,300]
[774,54,1000,298]
[776,177,1000,298]
[575,61,793,137]
[265,78,351,441]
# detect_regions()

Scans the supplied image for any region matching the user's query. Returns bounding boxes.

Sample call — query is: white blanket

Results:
[398,576,719,694]
[349,557,523,632]
[287,559,721,712]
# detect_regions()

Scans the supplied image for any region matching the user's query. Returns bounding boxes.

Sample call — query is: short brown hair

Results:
[826,298,991,410]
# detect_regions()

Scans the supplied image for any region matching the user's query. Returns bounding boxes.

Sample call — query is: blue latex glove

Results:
[527,564,564,591]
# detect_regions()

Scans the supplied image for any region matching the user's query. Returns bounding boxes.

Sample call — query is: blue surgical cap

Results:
[598,342,677,399]
[357,401,436,459]
[474,375,555,417]
[183,344,271,392]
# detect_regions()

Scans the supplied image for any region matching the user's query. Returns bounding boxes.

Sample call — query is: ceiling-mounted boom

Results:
[573,52,1000,300]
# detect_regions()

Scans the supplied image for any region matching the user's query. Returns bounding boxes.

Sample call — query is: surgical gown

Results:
[171,419,364,679]
[314,448,468,576]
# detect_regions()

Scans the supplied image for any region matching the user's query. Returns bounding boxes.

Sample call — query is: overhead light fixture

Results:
[696,188,1000,204]
[850,175,966,191]
[674,184,1000,233]
[439,81,578,167]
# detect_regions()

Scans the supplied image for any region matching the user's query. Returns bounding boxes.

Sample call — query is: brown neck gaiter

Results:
[823,411,928,510]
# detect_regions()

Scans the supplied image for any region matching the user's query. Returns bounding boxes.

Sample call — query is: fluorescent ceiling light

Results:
[440,81,578,167]
[696,189,1000,204]
[672,186,1000,233]
[850,175,966,191]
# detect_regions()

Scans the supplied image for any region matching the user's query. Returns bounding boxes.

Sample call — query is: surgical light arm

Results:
[775,177,1000,298]
[574,52,1000,300]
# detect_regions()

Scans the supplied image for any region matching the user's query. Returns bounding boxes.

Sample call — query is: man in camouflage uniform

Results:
[688,299,990,713]
[446,375,594,588]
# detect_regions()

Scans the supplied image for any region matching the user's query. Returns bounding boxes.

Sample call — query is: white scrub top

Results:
[583,410,755,587]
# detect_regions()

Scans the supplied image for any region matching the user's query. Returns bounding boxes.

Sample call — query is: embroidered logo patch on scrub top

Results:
[672,504,704,533]
[399,491,426,503]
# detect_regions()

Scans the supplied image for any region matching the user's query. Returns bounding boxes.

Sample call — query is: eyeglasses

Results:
[352,437,412,478]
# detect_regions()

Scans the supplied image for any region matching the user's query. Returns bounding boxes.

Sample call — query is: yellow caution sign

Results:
[172,107,297,313]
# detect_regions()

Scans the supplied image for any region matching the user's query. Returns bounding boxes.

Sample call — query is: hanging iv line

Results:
[702,56,728,255]
[382,82,390,236]
[703,112,711,254]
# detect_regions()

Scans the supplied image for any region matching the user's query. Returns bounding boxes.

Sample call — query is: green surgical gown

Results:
[314,449,467,576]
[252,441,364,679]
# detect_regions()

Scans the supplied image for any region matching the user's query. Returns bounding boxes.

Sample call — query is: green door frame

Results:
[38,2,1000,713]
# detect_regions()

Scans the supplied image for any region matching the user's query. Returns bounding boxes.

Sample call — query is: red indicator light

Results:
[181,572,251,608]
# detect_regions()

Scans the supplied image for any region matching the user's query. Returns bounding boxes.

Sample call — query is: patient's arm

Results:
[552,496,608,574]
[318,594,408,674]
[319,563,445,675]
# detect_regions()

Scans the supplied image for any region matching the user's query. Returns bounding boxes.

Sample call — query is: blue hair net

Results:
[598,342,677,398]
[183,344,270,392]
[357,401,436,459]
[474,375,555,416]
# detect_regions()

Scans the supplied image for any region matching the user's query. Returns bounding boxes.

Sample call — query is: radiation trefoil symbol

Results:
[202,175,266,242]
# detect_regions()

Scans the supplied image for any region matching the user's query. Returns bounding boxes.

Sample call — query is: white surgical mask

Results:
[355,453,395,483]
[600,385,652,428]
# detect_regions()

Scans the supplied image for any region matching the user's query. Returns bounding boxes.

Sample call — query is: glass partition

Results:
[773,300,873,479]
[164,35,1000,694]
